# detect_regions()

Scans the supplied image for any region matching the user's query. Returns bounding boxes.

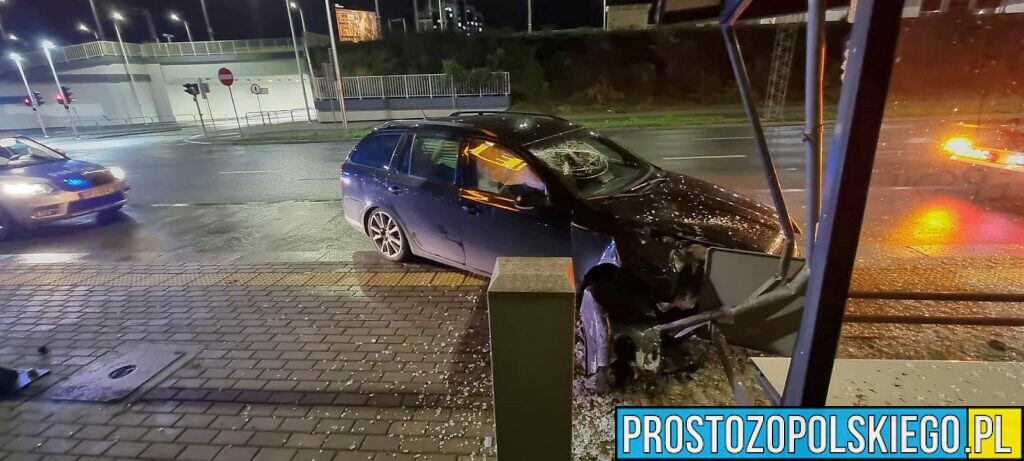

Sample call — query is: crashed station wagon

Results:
[341,112,793,384]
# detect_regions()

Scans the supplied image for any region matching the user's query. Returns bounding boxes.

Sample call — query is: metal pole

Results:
[199,0,215,40]
[527,0,532,33]
[43,47,78,138]
[722,24,796,282]
[602,0,607,30]
[325,0,348,129]
[374,0,382,31]
[804,0,825,261]
[298,7,318,104]
[113,21,147,124]
[227,84,242,134]
[438,0,444,31]
[184,20,194,43]
[286,0,313,122]
[193,95,208,137]
[781,0,905,407]
[0,13,6,39]
[412,0,420,31]
[88,0,106,40]
[13,57,47,137]
[200,78,216,130]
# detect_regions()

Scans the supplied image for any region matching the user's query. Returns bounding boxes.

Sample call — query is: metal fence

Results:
[3,34,329,70]
[312,72,511,100]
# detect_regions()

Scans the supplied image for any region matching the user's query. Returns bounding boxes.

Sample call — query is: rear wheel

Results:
[367,209,409,262]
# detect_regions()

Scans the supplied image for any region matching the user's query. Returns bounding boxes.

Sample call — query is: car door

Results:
[458,138,571,274]
[386,131,466,265]
[341,130,403,229]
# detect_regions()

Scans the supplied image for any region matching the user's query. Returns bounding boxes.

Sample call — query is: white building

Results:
[0,36,325,131]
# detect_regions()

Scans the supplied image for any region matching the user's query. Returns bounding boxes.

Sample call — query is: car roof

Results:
[379,112,583,146]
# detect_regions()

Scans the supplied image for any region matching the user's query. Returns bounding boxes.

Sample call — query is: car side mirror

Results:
[514,187,549,210]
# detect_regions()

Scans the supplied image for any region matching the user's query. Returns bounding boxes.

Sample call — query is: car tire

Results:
[96,205,125,224]
[0,208,18,241]
[367,209,409,262]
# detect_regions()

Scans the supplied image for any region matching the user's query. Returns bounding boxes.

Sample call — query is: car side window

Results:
[405,133,460,184]
[465,139,547,198]
[348,132,402,169]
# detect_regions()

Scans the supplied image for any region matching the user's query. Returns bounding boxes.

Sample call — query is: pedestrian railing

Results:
[244,108,313,127]
[312,72,511,100]
[3,34,329,70]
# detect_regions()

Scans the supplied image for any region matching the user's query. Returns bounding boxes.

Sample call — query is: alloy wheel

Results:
[368,211,404,259]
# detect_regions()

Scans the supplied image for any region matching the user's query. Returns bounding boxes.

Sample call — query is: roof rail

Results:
[449,110,570,121]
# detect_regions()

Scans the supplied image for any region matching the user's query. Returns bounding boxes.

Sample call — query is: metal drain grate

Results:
[46,347,184,402]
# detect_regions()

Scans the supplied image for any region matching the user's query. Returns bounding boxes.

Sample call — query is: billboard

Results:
[334,7,380,42]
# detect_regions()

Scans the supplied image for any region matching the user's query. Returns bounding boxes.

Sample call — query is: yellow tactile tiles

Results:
[0,269,484,288]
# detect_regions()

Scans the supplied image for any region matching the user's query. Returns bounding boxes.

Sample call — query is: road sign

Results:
[218,68,234,86]
[250,84,261,95]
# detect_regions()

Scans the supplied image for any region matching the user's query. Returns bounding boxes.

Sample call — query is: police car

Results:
[0,135,129,240]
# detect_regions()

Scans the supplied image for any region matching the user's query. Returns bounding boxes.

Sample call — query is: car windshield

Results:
[526,131,652,198]
[0,137,65,169]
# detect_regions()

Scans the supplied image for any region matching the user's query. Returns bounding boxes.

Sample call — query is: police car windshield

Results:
[0,137,65,169]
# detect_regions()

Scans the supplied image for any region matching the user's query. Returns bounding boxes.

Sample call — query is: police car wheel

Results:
[0,208,17,241]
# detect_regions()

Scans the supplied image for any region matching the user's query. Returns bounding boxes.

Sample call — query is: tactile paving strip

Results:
[0,269,483,288]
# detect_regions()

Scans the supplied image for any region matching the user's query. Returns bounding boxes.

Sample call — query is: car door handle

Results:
[388,186,404,195]
[462,204,480,215]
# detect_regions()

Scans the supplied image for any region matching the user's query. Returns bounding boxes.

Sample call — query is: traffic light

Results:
[32,91,44,106]
[22,97,32,107]
[57,86,73,105]
[183,83,200,97]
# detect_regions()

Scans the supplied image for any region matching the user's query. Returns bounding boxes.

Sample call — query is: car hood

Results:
[586,171,784,253]
[1,159,105,186]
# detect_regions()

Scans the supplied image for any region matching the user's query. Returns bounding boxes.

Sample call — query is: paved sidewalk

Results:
[0,260,494,461]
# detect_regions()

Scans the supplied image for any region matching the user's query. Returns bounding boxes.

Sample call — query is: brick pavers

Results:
[0,261,496,460]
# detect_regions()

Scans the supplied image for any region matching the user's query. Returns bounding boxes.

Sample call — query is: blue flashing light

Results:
[63,177,92,189]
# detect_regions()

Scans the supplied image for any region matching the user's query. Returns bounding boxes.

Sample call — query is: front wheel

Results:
[0,208,17,241]
[367,209,409,262]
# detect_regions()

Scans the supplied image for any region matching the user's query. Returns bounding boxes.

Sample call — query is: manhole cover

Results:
[47,347,184,402]
[108,365,137,379]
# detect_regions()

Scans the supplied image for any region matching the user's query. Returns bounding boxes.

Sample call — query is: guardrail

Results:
[3,34,329,70]
[244,108,313,127]
[312,72,511,100]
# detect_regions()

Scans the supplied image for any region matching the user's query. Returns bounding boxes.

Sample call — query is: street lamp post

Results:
[111,12,147,125]
[527,0,532,33]
[169,13,194,43]
[77,23,100,40]
[0,0,7,41]
[9,53,47,137]
[41,40,78,137]
[290,2,318,105]
[325,0,348,129]
[412,0,419,31]
[88,0,105,40]
[199,0,215,40]
[285,0,313,121]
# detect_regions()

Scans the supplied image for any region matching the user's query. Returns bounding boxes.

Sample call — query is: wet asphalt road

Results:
[2,120,1024,259]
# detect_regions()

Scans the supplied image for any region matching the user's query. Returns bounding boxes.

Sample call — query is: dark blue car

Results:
[341,112,786,382]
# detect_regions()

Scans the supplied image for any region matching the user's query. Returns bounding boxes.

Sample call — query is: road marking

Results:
[690,136,753,141]
[218,170,280,174]
[663,155,747,160]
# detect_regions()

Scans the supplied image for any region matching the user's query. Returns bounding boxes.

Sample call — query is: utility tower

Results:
[763,22,799,120]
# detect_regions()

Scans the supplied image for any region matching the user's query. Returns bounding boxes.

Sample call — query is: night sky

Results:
[1,0,610,49]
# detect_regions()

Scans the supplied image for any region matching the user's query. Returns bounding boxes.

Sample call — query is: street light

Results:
[9,52,48,137]
[111,11,146,124]
[77,22,100,40]
[6,32,17,41]
[199,0,215,40]
[169,12,194,43]
[41,40,79,137]
[324,0,348,129]
[289,2,317,108]
[87,0,105,40]
[284,0,312,121]
[0,0,7,41]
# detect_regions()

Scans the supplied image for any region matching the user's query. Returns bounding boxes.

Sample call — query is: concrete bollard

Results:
[487,257,575,460]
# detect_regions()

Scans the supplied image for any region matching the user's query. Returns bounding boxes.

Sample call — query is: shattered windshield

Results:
[527,131,651,198]
[0,137,65,169]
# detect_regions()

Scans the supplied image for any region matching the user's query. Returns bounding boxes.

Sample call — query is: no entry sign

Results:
[218,68,234,86]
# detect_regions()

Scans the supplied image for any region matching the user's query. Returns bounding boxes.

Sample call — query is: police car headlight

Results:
[108,167,126,180]
[2,181,53,197]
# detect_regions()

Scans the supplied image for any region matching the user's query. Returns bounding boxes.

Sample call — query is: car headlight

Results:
[109,167,127,181]
[2,181,53,197]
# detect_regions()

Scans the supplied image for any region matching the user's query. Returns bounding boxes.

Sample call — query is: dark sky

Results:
[1,0,607,49]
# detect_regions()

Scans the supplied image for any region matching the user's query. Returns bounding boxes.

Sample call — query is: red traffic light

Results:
[23,97,32,107]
